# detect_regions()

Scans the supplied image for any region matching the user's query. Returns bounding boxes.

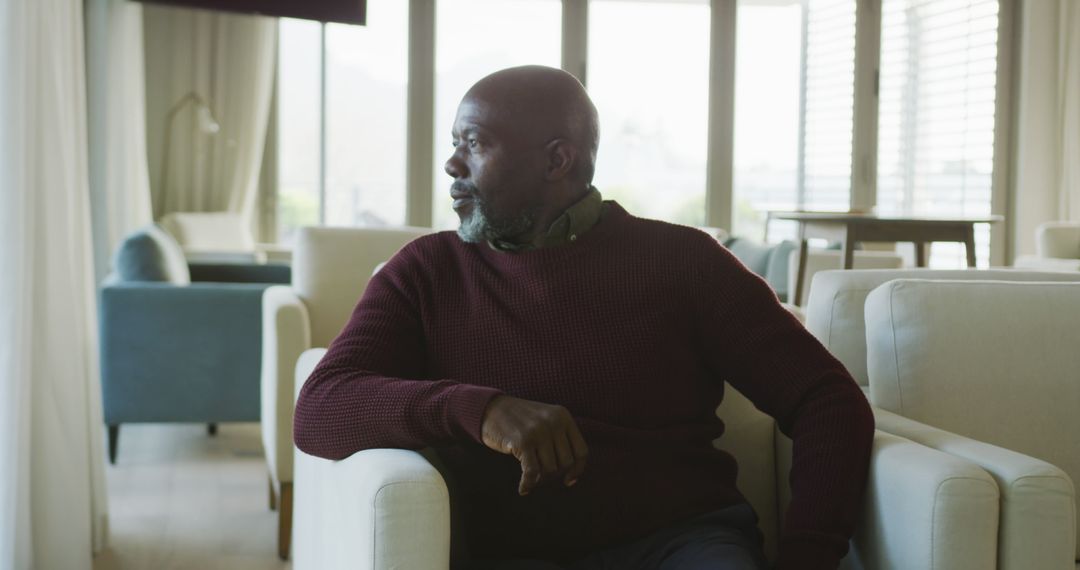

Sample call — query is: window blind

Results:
[877,0,1000,266]
[799,0,857,212]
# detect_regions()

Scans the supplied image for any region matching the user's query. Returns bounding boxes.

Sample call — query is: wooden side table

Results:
[767,212,1003,306]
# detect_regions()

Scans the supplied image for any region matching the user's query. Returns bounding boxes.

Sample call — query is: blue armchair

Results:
[99,225,289,463]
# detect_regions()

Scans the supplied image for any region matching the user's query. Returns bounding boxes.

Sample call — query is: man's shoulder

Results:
[615,210,726,254]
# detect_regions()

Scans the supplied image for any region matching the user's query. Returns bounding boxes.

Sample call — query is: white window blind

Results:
[877,0,1000,267]
[799,0,857,212]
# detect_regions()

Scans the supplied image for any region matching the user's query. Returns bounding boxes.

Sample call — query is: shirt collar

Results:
[489,187,604,252]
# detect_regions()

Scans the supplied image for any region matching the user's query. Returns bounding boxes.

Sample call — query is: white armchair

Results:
[1014,221,1080,272]
[803,268,1080,389]
[864,279,1079,569]
[260,225,430,559]
[292,347,1005,570]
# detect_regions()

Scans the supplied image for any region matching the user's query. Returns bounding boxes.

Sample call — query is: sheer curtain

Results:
[86,0,154,283]
[143,5,278,227]
[0,0,109,568]
[1014,0,1080,256]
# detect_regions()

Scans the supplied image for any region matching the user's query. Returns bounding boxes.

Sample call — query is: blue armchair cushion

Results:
[724,237,797,302]
[113,224,191,284]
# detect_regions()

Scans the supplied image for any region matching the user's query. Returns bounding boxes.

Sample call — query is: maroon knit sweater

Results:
[293,203,874,569]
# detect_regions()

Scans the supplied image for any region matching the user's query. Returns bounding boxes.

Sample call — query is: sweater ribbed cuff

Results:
[447,383,503,443]
[774,537,845,570]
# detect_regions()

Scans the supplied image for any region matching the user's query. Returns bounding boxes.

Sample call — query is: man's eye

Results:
[468,138,479,148]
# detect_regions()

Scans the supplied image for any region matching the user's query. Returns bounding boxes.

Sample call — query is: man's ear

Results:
[544,138,577,181]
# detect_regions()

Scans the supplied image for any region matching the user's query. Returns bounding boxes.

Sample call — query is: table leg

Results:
[914,242,927,267]
[840,225,855,270]
[793,237,810,307]
[964,227,977,267]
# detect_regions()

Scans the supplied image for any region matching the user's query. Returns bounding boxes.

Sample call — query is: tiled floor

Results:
[92,423,290,570]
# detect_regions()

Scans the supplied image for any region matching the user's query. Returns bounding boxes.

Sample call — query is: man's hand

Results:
[480,395,589,496]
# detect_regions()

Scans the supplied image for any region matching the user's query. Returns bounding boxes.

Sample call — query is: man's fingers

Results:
[536,439,559,475]
[553,431,575,471]
[518,449,542,496]
[564,424,589,486]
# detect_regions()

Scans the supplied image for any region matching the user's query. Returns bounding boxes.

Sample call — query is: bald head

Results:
[444,65,602,246]
[463,65,600,186]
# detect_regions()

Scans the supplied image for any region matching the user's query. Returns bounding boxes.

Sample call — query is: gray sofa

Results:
[99,224,289,463]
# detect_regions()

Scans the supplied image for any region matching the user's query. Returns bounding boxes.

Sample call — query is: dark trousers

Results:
[461,502,768,570]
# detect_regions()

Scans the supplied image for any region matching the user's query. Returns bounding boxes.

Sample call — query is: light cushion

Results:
[113,224,191,285]
[865,279,1080,559]
[158,211,255,252]
[804,269,1080,387]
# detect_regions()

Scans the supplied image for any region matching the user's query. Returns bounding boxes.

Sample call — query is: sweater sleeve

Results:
[695,243,874,570]
[292,249,502,460]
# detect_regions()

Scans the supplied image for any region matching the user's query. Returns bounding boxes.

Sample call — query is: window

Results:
[276,0,408,245]
[431,0,562,231]
[277,18,322,244]
[324,2,409,228]
[800,0,857,212]
[588,0,710,226]
[877,0,999,267]
[273,0,1011,264]
[733,0,802,242]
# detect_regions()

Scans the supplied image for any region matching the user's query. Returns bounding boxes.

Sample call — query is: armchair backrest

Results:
[159,211,255,252]
[714,384,786,561]
[804,269,1080,387]
[293,226,430,347]
[1036,221,1080,259]
[865,279,1080,558]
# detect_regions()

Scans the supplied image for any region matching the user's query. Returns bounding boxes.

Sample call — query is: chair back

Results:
[715,384,785,561]
[804,269,1080,387]
[1036,221,1080,259]
[865,279,1080,558]
[159,211,255,252]
[294,226,430,347]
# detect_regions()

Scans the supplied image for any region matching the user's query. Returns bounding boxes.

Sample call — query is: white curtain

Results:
[86,0,154,283]
[0,0,109,568]
[1013,0,1080,256]
[143,5,278,228]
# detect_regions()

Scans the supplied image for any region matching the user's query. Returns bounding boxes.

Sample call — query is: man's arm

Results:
[292,252,589,495]
[695,243,874,570]
[292,254,501,460]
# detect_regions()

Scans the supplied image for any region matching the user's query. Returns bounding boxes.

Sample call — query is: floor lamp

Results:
[157,91,220,219]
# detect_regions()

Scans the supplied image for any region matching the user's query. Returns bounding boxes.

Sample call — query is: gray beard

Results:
[456,197,538,245]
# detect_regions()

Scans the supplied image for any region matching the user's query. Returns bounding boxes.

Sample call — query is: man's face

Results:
[444,96,545,244]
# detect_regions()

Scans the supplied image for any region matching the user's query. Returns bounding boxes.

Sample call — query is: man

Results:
[294,65,873,570]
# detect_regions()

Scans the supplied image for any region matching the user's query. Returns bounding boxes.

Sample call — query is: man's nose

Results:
[444,153,466,179]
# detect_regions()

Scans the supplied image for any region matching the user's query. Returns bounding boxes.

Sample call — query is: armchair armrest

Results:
[874,409,1077,569]
[99,282,270,422]
[844,430,1000,570]
[292,348,451,570]
[261,286,312,484]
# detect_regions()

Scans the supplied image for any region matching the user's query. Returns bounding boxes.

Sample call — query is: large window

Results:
[588,0,710,226]
[431,0,562,230]
[800,0,857,212]
[732,0,802,241]
[274,0,1010,263]
[324,2,409,229]
[877,0,1000,266]
[277,0,408,244]
[277,18,322,245]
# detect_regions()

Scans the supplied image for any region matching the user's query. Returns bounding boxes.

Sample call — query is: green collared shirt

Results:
[489,187,605,252]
